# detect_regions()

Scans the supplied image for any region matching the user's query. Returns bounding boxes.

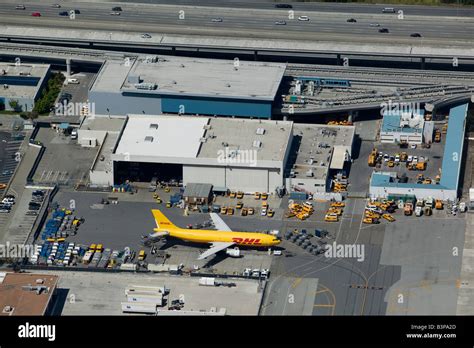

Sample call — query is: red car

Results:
[31,12,41,17]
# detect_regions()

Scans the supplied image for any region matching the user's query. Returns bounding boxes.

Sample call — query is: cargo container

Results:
[127,294,163,306]
[199,277,216,286]
[289,192,307,200]
[147,264,170,273]
[121,302,157,314]
[126,285,168,294]
[120,263,138,271]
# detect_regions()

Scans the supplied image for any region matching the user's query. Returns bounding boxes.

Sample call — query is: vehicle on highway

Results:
[59,11,68,16]
[298,16,310,21]
[73,9,80,14]
[275,4,292,8]
[274,20,287,25]
[2,170,13,176]
[110,11,121,16]
[141,33,152,39]
[31,12,41,17]
[410,33,422,37]
[382,7,396,13]
[379,28,389,33]
[369,23,380,27]
[211,18,223,22]
[347,18,357,23]
[112,6,122,11]
[16,5,26,10]
[52,4,61,8]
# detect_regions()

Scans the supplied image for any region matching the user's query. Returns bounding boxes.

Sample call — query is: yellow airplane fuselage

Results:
[152,210,280,247]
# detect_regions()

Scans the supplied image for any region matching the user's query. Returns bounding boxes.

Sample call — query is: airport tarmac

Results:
[40,270,263,315]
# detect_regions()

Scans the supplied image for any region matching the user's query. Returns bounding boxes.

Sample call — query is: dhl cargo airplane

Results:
[147,209,281,260]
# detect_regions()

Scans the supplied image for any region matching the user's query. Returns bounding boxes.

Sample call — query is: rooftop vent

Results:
[256,128,265,135]
[144,136,154,142]
[252,140,262,148]
[199,137,207,143]
[203,124,212,130]
[149,123,158,130]
[180,64,185,68]
[226,83,231,88]
[134,83,157,90]
[306,169,314,177]
[2,306,13,314]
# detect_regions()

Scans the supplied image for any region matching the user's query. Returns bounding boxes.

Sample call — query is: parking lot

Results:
[0,131,23,195]
[32,127,97,186]
[374,139,445,184]
[41,270,263,315]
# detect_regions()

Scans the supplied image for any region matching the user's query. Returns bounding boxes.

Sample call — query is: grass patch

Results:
[33,72,65,116]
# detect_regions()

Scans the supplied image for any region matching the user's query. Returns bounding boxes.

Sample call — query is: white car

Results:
[66,78,79,84]
[110,11,121,16]
[298,16,310,21]
[407,155,413,162]
[140,33,152,39]
[412,156,418,164]
[410,144,417,149]
[261,209,267,216]
[394,155,400,163]
[383,154,389,162]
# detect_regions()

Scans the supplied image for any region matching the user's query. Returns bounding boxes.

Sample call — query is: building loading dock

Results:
[88,56,286,119]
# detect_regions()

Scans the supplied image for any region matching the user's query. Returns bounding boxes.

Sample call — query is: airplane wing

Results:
[209,213,232,231]
[198,241,235,260]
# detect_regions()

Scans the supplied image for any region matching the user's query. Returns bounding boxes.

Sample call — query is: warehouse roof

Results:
[0,63,50,99]
[197,118,293,163]
[114,115,208,159]
[0,273,58,316]
[92,56,286,101]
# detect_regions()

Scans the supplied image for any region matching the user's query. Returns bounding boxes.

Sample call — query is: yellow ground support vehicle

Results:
[89,244,96,251]
[96,244,103,252]
[236,191,244,199]
[423,178,432,184]
[368,148,377,167]
[227,207,234,215]
[327,208,342,216]
[324,214,338,222]
[387,160,395,167]
[296,212,309,220]
[220,206,227,214]
[331,202,345,208]
[164,187,171,193]
[435,200,443,210]
[365,211,380,219]
[285,211,296,218]
[400,152,408,162]
[302,206,314,214]
[363,217,378,224]
[138,250,146,261]
[229,191,237,198]
[382,214,395,222]
[261,193,268,200]
[236,202,243,209]
[267,209,275,217]
[254,192,261,200]
[241,208,248,216]
[153,193,160,199]
[166,201,172,208]
[156,197,162,204]
[416,162,427,171]
[262,201,269,209]
[404,203,413,216]
[247,207,255,215]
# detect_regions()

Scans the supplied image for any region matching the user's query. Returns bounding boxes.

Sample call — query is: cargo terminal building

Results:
[86,114,354,194]
[88,56,286,119]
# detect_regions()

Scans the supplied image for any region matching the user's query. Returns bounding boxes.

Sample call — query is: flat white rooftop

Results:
[114,115,208,159]
[0,63,50,99]
[92,56,286,101]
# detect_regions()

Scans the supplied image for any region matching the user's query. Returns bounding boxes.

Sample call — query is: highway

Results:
[0,0,473,44]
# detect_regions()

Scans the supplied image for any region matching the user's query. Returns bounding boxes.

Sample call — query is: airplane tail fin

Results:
[152,209,178,231]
